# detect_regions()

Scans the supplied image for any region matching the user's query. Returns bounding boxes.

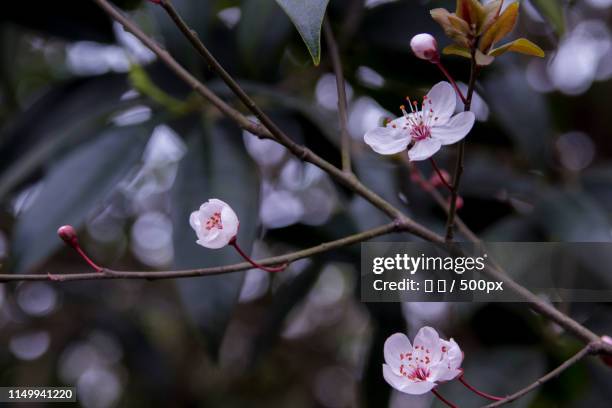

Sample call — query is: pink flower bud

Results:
[57,225,78,247]
[410,33,439,63]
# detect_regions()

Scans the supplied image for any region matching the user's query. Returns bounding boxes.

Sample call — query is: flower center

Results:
[399,95,440,141]
[398,349,432,382]
[205,212,223,230]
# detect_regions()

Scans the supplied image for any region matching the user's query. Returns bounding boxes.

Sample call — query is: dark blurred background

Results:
[1,0,612,406]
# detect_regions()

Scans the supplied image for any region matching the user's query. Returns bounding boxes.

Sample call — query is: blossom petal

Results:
[382,364,410,391]
[399,379,437,395]
[384,333,412,370]
[431,111,475,145]
[364,120,411,155]
[190,211,203,238]
[429,338,463,382]
[444,338,463,370]
[425,81,457,125]
[220,205,240,241]
[413,327,441,360]
[430,364,462,383]
[408,139,442,161]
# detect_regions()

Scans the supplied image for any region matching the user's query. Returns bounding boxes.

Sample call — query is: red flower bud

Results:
[57,225,78,247]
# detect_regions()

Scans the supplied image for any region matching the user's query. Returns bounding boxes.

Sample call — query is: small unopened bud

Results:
[410,33,440,63]
[57,225,78,248]
[601,335,612,367]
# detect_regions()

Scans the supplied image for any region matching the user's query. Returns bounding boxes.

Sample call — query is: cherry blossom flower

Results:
[364,82,475,161]
[190,199,239,249]
[382,327,463,395]
[410,33,440,62]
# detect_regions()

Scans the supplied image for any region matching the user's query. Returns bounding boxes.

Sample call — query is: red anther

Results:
[147,0,162,4]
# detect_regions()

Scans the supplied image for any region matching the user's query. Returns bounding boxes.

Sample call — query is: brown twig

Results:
[0,223,401,282]
[323,18,352,174]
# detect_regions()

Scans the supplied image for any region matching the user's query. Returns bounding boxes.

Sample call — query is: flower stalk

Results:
[229,238,287,273]
[431,388,458,408]
[434,62,467,105]
[459,375,504,401]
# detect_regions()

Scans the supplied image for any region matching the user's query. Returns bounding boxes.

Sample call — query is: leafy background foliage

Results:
[1,0,612,407]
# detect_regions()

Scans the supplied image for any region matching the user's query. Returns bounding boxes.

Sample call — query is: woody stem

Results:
[459,375,504,401]
[431,388,458,408]
[229,239,287,273]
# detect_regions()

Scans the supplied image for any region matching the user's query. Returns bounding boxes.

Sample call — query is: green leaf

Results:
[530,0,565,36]
[275,0,330,65]
[489,38,545,58]
[479,1,519,52]
[442,44,472,59]
[171,119,260,359]
[10,125,150,273]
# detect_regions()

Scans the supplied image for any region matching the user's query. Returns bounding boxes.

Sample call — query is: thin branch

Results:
[0,223,400,283]
[445,52,479,241]
[483,343,595,407]
[323,18,352,173]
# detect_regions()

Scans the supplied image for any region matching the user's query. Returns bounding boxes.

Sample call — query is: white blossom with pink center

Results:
[382,327,463,395]
[190,199,239,249]
[364,81,475,161]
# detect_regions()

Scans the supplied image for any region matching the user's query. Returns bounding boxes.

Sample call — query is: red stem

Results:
[429,158,453,192]
[73,244,103,273]
[230,240,287,272]
[434,62,467,105]
[459,376,503,401]
[431,388,458,408]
